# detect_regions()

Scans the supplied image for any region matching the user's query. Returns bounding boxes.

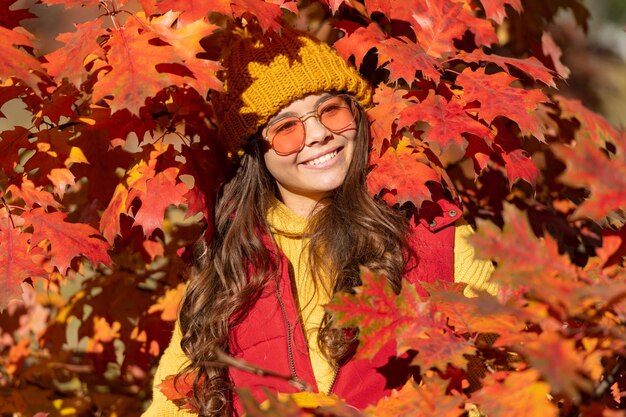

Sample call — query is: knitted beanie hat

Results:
[212,27,372,150]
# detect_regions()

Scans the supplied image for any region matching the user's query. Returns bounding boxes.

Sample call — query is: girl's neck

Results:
[277,190,329,218]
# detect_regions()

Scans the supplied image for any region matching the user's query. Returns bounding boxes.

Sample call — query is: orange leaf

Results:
[367,85,409,154]
[21,208,111,274]
[0,26,43,91]
[367,143,440,207]
[472,370,558,417]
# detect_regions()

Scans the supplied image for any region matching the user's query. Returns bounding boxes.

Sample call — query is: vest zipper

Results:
[275,276,299,380]
[327,365,339,395]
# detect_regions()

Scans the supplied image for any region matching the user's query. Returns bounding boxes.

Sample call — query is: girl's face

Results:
[262,93,358,216]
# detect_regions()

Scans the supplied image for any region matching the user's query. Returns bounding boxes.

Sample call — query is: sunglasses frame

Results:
[262,94,359,156]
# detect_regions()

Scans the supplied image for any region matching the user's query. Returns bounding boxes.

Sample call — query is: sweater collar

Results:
[266,197,309,238]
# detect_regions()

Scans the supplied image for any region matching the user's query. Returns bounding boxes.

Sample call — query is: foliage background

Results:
[0,0,625,416]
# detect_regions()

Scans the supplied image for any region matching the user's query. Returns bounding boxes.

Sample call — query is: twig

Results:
[211,347,312,392]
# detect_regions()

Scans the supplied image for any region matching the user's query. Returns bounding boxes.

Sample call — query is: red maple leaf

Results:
[477,0,523,24]
[232,0,297,33]
[410,0,497,58]
[457,50,557,88]
[367,84,409,154]
[139,12,222,95]
[492,120,539,187]
[43,21,106,88]
[552,130,626,220]
[397,92,491,153]
[0,26,43,91]
[0,126,34,173]
[402,330,474,371]
[472,370,558,417]
[366,377,464,417]
[456,68,549,140]
[509,331,594,400]
[367,143,440,207]
[6,179,61,210]
[542,32,570,79]
[556,95,621,148]
[21,208,111,274]
[470,204,583,310]
[127,167,189,237]
[0,212,46,309]
[92,19,184,115]
[334,23,386,69]
[376,36,441,84]
[326,269,440,359]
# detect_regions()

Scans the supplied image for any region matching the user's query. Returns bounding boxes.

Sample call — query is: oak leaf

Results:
[556,95,620,148]
[367,143,440,207]
[138,12,222,94]
[0,26,43,91]
[326,269,440,359]
[334,23,386,69]
[410,0,497,58]
[478,0,523,24]
[92,18,184,115]
[158,372,197,410]
[456,68,549,140]
[366,377,464,417]
[552,130,626,220]
[457,50,556,87]
[367,84,409,154]
[397,92,491,154]
[472,370,558,417]
[0,212,46,309]
[6,179,61,210]
[127,167,189,237]
[43,21,106,88]
[376,36,441,84]
[542,32,570,79]
[402,330,474,371]
[21,208,111,274]
[0,126,35,173]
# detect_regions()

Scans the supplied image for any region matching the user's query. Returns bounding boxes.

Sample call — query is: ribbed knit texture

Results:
[213,28,372,150]
[141,204,495,416]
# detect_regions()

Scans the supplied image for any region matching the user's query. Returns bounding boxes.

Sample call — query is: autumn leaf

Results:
[43,21,106,88]
[365,377,464,417]
[492,120,539,187]
[0,212,46,309]
[376,36,441,84]
[326,269,441,359]
[367,142,440,207]
[552,130,626,220]
[470,204,581,304]
[401,330,474,371]
[158,372,197,409]
[147,283,185,321]
[6,178,61,210]
[231,0,297,33]
[456,50,556,88]
[510,331,594,400]
[334,23,386,69]
[92,18,184,115]
[138,11,222,94]
[21,208,111,274]
[367,84,409,154]
[542,32,570,79]
[456,68,549,140]
[472,370,558,417]
[556,95,621,148]
[397,92,491,154]
[0,26,42,91]
[410,0,497,58]
[478,0,523,24]
[127,167,189,237]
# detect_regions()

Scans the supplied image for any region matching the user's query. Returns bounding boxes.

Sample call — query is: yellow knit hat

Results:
[212,27,372,150]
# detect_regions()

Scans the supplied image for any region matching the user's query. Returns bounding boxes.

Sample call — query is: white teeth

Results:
[305,150,338,166]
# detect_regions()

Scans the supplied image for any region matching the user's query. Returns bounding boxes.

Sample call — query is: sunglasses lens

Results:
[318,96,356,132]
[267,117,305,155]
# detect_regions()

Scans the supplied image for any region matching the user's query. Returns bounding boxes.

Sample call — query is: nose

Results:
[303,115,332,147]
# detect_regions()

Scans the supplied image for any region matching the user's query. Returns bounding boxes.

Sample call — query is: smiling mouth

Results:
[303,148,341,167]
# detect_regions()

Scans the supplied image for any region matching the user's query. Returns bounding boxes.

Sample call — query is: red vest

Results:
[229,199,460,415]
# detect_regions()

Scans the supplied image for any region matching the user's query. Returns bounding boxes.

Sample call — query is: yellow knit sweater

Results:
[142,201,495,416]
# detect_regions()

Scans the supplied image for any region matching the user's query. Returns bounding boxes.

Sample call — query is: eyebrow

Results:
[267,94,333,125]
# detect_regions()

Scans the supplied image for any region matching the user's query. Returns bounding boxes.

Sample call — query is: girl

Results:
[144,27,494,417]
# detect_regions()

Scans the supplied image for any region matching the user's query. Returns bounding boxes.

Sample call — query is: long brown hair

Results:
[177,101,411,416]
